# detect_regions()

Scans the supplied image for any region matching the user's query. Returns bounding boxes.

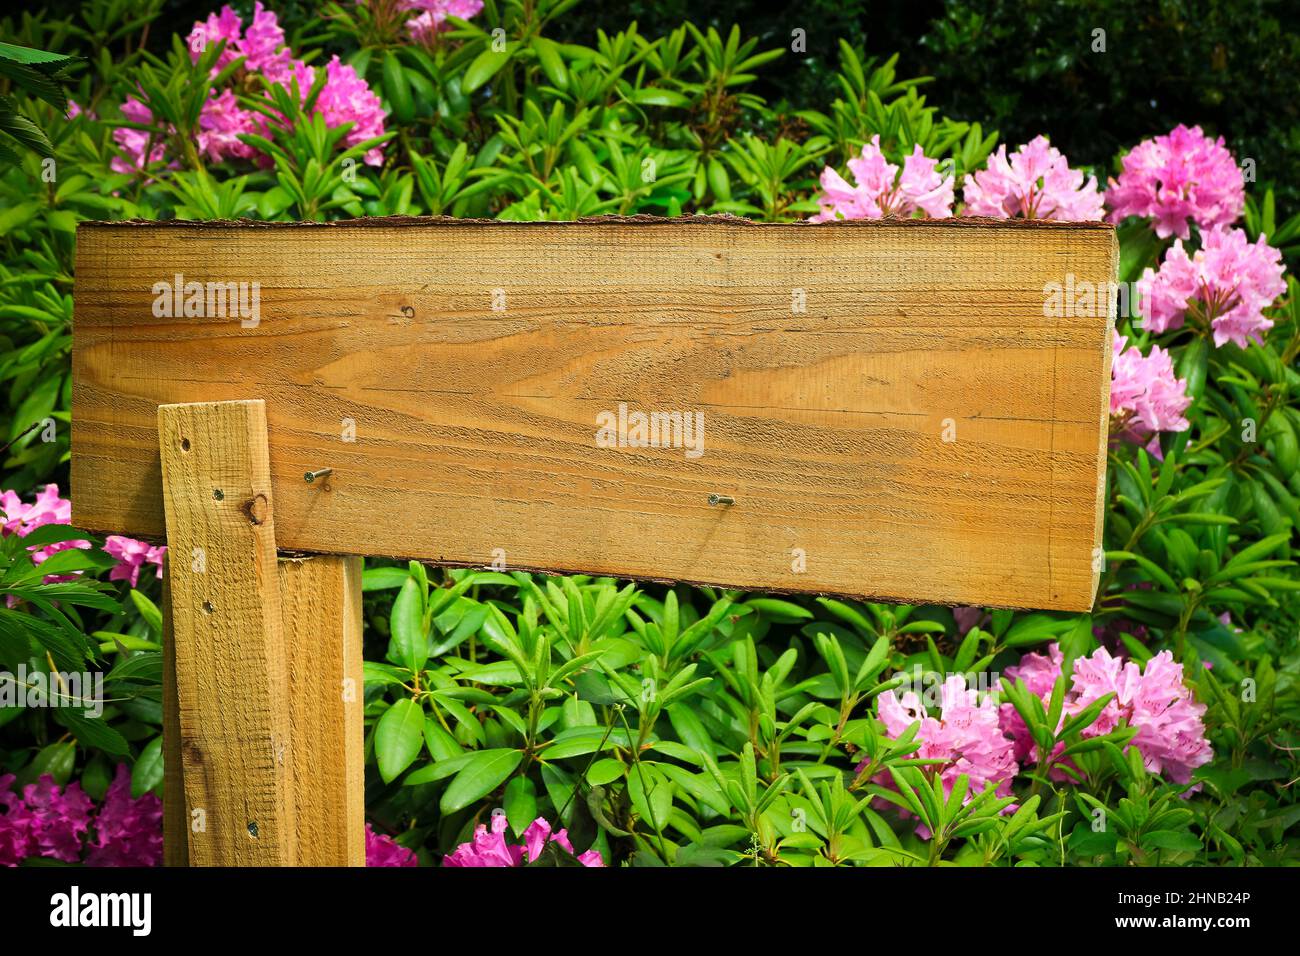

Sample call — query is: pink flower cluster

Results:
[1110,330,1191,444]
[810,135,953,221]
[1106,125,1245,240]
[1,484,165,590]
[191,2,295,82]
[114,4,387,173]
[103,536,167,588]
[0,765,163,866]
[0,484,90,583]
[1137,227,1286,348]
[963,135,1105,221]
[865,675,1018,813]
[110,96,171,176]
[401,0,485,44]
[313,57,389,167]
[999,644,1213,784]
[187,5,386,167]
[442,812,604,867]
[813,135,1104,224]
[365,823,417,866]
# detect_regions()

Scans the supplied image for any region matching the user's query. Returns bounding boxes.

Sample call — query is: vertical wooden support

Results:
[160,566,188,866]
[158,400,294,866]
[280,555,365,866]
[159,400,367,866]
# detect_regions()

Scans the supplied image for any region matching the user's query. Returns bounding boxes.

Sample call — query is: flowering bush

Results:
[961,135,1104,221]
[442,814,604,867]
[0,764,162,866]
[0,0,1297,868]
[1106,125,1246,241]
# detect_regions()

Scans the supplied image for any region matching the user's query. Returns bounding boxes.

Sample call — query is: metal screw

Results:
[304,468,333,484]
[212,488,224,501]
[707,494,735,506]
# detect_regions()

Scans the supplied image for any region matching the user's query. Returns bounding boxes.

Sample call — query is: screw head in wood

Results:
[304,468,333,484]
[707,494,735,506]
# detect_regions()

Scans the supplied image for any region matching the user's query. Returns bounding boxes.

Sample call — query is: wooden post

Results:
[159,567,188,866]
[158,399,294,865]
[158,400,365,866]
[280,555,365,866]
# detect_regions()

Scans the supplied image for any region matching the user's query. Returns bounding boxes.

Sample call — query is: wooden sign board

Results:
[72,217,1116,611]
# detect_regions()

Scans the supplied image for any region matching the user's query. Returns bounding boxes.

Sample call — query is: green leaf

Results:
[375,697,424,782]
[586,758,625,786]
[627,761,673,832]
[382,51,413,123]
[362,567,410,590]
[1142,829,1201,853]
[440,748,524,813]
[130,590,163,634]
[744,598,812,622]
[24,742,74,786]
[389,577,427,674]
[629,88,690,107]
[462,45,514,94]
[531,36,568,90]
[131,736,164,797]
[503,774,538,835]
[56,707,128,756]
[1176,336,1209,401]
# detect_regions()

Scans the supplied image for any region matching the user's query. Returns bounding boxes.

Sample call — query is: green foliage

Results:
[0,41,80,162]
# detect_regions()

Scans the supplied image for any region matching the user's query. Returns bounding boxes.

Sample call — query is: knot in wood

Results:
[241,493,270,525]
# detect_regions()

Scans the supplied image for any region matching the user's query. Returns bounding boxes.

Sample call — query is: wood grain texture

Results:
[279,555,365,866]
[158,399,294,865]
[74,217,1116,610]
[160,564,187,867]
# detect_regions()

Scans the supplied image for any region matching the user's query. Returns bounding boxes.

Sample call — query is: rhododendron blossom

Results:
[1137,227,1286,348]
[864,675,1018,814]
[196,88,261,164]
[3,774,93,863]
[1106,125,1245,240]
[0,766,162,867]
[952,606,986,636]
[187,3,293,80]
[314,56,388,166]
[83,765,164,866]
[365,824,417,866]
[103,536,167,588]
[110,96,170,176]
[441,813,603,866]
[402,0,485,44]
[0,484,91,582]
[999,644,1213,784]
[810,136,953,221]
[112,4,389,171]
[1110,331,1191,444]
[962,135,1104,221]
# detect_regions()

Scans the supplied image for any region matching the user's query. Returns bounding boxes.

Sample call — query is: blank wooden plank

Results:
[279,555,365,866]
[158,399,294,866]
[73,217,1116,610]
